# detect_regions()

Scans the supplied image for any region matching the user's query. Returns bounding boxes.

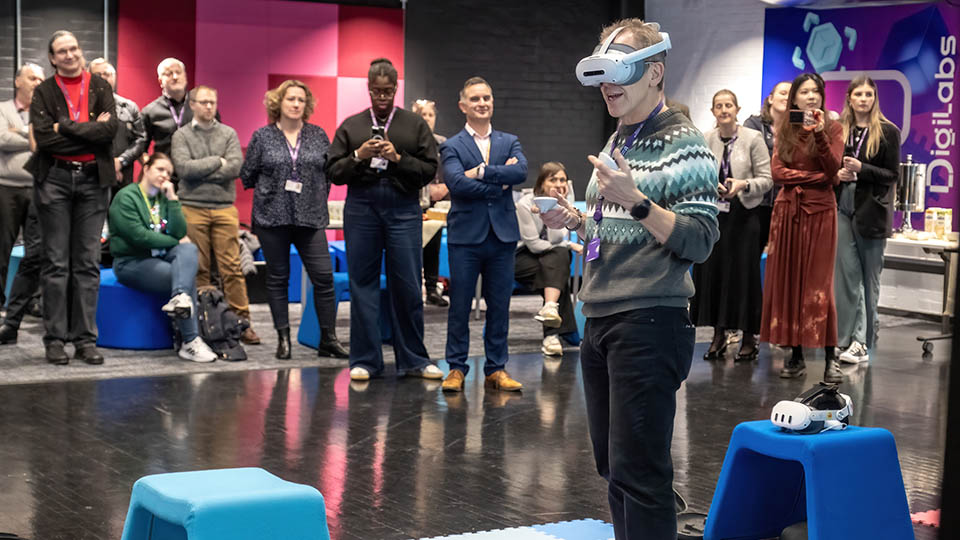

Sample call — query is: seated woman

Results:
[515,162,582,356]
[108,152,218,362]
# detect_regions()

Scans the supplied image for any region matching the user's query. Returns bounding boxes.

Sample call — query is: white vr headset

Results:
[576,24,672,87]
[771,383,853,434]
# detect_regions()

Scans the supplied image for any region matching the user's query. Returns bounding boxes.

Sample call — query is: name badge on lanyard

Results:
[285,131,303,193]
[369,108,395,171]
[586,100,664,263]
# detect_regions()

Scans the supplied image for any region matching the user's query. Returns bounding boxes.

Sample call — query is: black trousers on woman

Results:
[257,225,336,332]
[514,246,577,337]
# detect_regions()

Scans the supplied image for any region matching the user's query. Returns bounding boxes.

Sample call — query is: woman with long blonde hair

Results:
[834,76,900,364]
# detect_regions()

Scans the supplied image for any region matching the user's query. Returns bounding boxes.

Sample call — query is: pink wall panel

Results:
[266,75,339,137]
[337,6,405,79]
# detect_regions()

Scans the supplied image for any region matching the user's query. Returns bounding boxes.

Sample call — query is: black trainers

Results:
[0,324,17,345]
[426,290,449,307]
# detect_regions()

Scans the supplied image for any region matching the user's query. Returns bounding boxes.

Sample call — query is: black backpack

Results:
[197,287,248,362]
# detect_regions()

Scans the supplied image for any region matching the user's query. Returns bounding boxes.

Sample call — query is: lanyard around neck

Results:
[54,72,89,122]
[849,126,868,157]
[139,185,161,226]
[720,129,739,179]
[370,107,396,133]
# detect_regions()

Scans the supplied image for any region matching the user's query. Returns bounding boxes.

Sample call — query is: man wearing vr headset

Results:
[541,19,718,540]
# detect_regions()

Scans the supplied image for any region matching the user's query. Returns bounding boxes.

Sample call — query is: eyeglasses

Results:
[191,100,217,107]
[369,87,397,99]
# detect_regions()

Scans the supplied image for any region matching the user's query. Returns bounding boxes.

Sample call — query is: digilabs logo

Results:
[929,35,955,194]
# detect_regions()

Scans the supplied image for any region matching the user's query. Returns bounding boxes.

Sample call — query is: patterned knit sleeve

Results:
[660,129,720,263]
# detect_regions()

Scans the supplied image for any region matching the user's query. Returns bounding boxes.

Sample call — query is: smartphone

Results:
[788,110,805,124]
[371,126,386,140]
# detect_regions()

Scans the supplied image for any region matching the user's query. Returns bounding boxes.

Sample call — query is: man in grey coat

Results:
[0,62,44,343]
[170,84,259,345]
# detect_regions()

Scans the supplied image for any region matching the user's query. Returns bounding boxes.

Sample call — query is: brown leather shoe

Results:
[240,326,261,345]
[442,369,465,392]
[484,370,523,392]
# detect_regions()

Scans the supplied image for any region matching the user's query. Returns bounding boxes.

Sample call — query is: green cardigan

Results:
[108,182,187,259]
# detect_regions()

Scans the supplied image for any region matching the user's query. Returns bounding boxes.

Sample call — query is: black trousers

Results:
[514,246,576,337]
[256,225,336,332]
[423,224,441,290]
[34,166,109,346]
[0,184,32,307]
[581,306,695,540]
[2,197,43,329]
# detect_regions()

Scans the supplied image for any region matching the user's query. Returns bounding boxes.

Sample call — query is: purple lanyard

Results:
[594,101,665,225]
[168,100,186,126]
[285,131,302,179]
[721,133,739,180]
[850,126,868,158]
[370,107,396,134]
[55,72,88,122]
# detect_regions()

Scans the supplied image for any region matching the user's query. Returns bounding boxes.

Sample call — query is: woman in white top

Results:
[514,162,583,356]
[691,89,773,362]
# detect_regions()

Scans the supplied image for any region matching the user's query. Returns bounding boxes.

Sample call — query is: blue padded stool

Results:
[120,467,329,540]
[96,268,173,350]
[703,420,913,540]
[298,272,391,348]
[4,245,24,306]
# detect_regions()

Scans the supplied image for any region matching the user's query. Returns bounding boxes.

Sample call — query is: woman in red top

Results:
[760,73,844,383]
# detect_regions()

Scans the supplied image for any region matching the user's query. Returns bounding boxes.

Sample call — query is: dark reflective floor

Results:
[0,320,946,540]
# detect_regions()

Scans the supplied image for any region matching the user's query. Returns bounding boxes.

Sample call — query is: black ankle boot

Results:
[317,327,349,359]
[824,347,843,383]
[276,327,291,360]
[779,347,806,378]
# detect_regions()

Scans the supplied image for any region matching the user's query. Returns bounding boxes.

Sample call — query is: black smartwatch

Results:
[630,197,652,221]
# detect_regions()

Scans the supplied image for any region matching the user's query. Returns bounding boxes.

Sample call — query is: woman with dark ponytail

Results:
[325,58,443,382]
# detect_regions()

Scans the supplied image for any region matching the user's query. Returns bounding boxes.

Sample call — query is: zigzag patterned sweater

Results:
[580,108,720,317]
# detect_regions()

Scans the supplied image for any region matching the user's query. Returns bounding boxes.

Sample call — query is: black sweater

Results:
[325,107,437,196]
[27,74,118,187]
[841,121,901,238]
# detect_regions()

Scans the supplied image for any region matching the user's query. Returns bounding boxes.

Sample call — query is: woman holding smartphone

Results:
[760,72,845,383]
[692,89,772,362]
[325,58,443,382]
[834,76,900,364]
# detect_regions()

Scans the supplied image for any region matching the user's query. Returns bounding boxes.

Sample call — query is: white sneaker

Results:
[534,302,562,328]
[162,292,193,319]
[839,341,869,364]
[350,366,371,381]
[541,335,563,356]
[178,337,218,363]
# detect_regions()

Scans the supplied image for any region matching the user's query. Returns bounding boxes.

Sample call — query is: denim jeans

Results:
[835,211,886,349]
[113,243,200,342]
[2,198,43,329]
[344,179,431,375]
[580,306,695,540]
[34,166,109,346]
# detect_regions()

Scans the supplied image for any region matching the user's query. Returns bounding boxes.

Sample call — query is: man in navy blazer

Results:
[440,77,527,392]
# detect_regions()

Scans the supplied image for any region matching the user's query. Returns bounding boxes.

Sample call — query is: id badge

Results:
[717,200,731,213]
[370,157,389,170]
[285,180,303,193]
[585,237,601,262]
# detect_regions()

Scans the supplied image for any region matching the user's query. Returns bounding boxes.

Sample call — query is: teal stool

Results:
[4,245,24,306]
[120,467,329,540]
[703,420,913,540]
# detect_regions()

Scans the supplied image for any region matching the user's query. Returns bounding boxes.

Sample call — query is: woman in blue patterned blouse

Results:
[240,79,348,360]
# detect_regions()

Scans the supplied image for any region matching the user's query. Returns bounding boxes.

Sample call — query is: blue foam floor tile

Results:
[533,519,614,540]
[419,519,614,540]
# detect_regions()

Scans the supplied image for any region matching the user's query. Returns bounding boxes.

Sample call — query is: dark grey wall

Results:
[0,0,113,101]
[405,0,643,198]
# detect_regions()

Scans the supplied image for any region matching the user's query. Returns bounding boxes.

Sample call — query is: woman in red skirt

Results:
[760,72,844,383]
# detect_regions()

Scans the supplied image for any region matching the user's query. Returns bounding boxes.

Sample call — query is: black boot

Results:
[824,347,843,384]
[0,324,17,344]
[276,327,292,360]
[779,347,806,378]
[317,327,349,359]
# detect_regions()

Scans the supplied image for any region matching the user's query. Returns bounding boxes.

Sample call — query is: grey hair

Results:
[157,57,185,78]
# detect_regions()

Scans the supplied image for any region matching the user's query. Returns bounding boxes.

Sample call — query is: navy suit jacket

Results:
[441,127,527,245]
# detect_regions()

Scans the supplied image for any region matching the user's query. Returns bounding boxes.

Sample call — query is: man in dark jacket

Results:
[88,57,144,190]
[28,30,117,365]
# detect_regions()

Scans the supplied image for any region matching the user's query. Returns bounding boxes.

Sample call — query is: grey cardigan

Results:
[0,99,33,187]
[704,125,772,209]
